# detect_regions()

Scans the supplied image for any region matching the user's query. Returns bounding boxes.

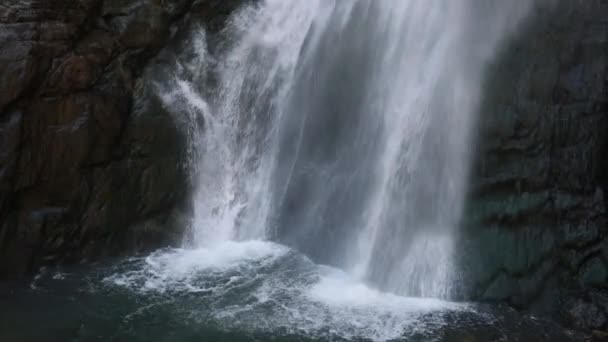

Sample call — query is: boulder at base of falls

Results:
[0,0,246,276]
[461,0,608,334]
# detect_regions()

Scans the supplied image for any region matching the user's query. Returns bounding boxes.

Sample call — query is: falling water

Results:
[166,0,532,299]
[4,1,585,341]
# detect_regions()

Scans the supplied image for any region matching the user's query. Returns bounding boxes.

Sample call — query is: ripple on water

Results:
[3,241,581,342]
[102,240,474,341]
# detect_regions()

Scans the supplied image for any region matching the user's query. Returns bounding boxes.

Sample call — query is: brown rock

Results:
[46,55,98,93]
[0,0,250,276]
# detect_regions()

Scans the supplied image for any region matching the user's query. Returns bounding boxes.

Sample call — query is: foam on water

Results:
[104,241,468,341]
[309,268,455,311]
[105,241,287,294]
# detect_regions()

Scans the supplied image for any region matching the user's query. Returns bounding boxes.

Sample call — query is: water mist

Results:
[163,0,532,299]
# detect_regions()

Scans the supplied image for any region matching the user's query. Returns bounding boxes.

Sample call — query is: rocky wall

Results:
[463,0,608,332]
[0,0,246,276]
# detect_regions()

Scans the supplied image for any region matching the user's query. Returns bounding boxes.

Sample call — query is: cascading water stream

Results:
[5,1,587,341]
[175,0,532,299]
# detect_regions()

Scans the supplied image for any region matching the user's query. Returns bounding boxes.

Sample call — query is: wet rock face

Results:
[463,0,608,331]
[0,0,246,276]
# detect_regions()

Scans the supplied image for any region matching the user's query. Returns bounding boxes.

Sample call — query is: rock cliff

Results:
[0,0,245,276]
[464,0,608,332]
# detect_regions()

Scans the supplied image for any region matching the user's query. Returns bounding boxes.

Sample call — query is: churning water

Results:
[98,1,550,339]
[168,0,533,298]
[5,1,577,341]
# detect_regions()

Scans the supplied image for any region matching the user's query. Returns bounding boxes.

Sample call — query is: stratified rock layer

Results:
[464,0,608,332]
[0,0,246,276]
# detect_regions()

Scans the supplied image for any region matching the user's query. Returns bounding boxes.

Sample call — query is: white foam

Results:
[309,267,460,311]
[298,266,467,341]
[105,240,288,294]
[106,241,468,341]
[148,240,284,272]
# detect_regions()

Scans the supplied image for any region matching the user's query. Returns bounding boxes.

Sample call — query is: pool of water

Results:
[0,241,581,341]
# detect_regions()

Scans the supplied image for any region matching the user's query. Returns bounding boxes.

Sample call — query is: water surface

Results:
[1,241,579,342]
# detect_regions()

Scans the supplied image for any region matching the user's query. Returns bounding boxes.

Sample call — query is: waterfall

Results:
[168,0,532,299]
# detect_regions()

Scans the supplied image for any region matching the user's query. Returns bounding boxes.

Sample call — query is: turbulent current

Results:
[0,1,581,341]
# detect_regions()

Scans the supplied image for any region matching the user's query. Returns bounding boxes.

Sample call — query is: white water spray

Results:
[162,0,532,299]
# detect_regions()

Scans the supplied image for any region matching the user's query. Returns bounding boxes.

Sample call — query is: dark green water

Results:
[0,241,581,342]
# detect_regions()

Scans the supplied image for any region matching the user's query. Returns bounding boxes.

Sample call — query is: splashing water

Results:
[169,0,532,298]
[111,0,538,339]
[104,240,470,341]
